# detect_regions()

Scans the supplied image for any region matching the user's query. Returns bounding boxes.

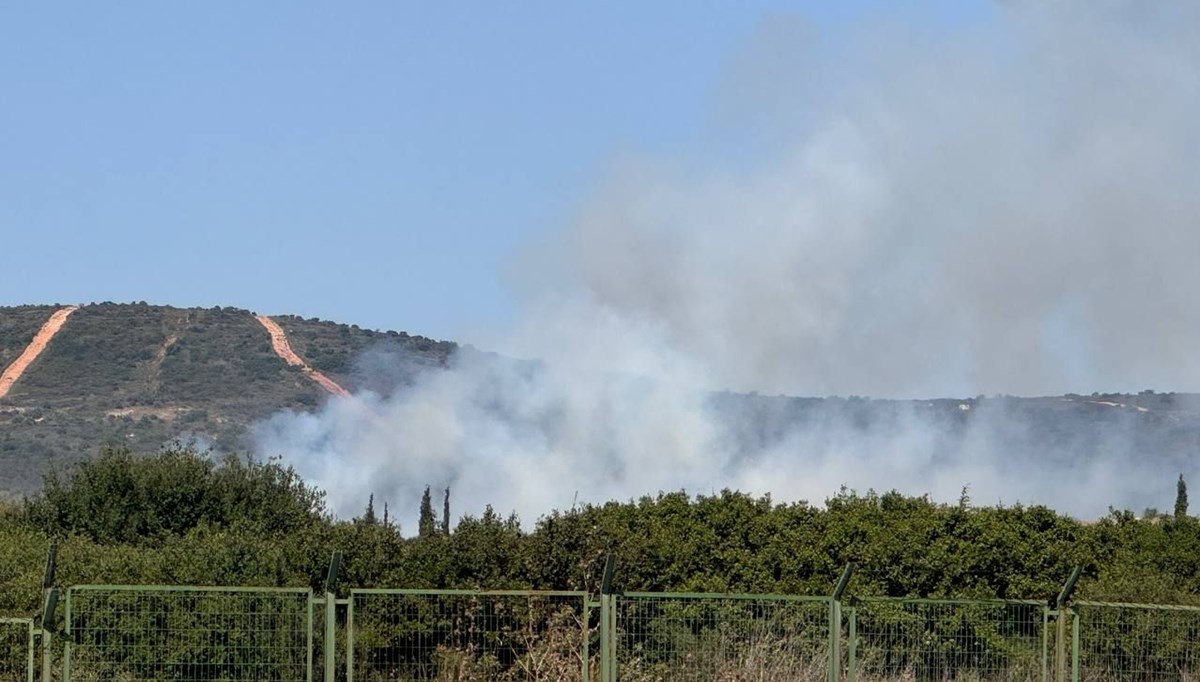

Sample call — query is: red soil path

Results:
[0,306,78,400]
[255,315,350,397]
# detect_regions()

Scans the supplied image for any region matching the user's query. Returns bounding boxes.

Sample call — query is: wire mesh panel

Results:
[1075,601,1200,682]
[851,599,1044,682]
[64,586,313,682]
[615,593,831,681]
[0,619,34,682]
[348,590,590,682]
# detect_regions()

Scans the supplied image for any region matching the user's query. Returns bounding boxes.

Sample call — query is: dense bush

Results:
[4,445,1200,618]
[23,446,325,544]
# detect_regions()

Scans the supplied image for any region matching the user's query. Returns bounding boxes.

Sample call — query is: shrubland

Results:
[2,445,1199,616]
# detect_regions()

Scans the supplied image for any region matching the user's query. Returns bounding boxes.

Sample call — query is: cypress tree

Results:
[442,487,451,535]
[363,493,377,525]
[1176,474,1189,520]
[419,486,435,538]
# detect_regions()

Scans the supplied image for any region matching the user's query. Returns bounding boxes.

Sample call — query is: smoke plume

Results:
[255,3,1200,530]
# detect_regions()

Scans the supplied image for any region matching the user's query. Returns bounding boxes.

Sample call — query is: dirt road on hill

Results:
[255,315,350,397]
[0,306,78,400]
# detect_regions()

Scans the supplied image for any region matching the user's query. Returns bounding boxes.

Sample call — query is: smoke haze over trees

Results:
[255,3,1200,529]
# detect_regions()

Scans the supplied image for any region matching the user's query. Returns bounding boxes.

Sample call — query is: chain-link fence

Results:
[1075,601,1200,682]
[62,585,313,682]
[0,619,34,682]
[613,593,831,681]
[347,589,591,682]
[849,598,1045,682]
[19,582,1200,681]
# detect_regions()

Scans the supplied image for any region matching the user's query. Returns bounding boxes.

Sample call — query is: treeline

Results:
[2,445,1200,616]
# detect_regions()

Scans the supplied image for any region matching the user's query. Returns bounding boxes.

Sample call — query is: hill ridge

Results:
[0,302,456,496]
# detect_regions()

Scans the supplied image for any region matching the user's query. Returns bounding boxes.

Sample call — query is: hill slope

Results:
[0,302,455,494]
[3,302,1200,511]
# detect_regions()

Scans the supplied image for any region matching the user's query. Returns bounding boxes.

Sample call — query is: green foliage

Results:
[6,449,1200,617]
[23,445,325,544]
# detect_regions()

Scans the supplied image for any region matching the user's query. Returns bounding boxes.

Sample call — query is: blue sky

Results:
[0,1,993,343]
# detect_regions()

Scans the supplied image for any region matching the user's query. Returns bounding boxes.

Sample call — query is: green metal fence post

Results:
[581,598,591,682]
[24,620,34,682]
[1070,606,1079,682]
[1055,609,1066,682]
[598,595,610,682]
[1041,607,1050,682]
[39,588,57,682]
[345,594,355,682]
[609,594,619,682]
[61,589,71,682]
[828,599,839,682]
[599,554,617,682]
[323,595,335,682]
[1053,567,1082,682]
[829,563,853,682]
[307,593,315,682]
[847,605,857,682]
[39,630,49,682]
[38,543,57,682]
[325,551,342,682]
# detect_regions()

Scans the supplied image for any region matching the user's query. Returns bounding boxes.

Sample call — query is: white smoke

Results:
[255,2,1200,531]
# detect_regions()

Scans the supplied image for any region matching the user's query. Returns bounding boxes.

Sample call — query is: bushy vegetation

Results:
[0,304,57,369]
[3,445,1200,619]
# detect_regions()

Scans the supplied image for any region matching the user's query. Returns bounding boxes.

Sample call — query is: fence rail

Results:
[5,583,1200,681]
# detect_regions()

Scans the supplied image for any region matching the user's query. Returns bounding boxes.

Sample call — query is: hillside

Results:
[3,302,1200,510]
[0,302,455,495]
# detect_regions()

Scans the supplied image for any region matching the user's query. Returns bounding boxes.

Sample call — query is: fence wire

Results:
[0,619,33,682]
[347,590,590,682]
[34,582,1200,682]
[63,586,312,682]
[850,599,1044,682]
[1075,601,1200,682]
[615,593,831,681]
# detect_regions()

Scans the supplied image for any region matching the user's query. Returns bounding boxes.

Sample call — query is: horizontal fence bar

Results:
[66,583,312,595]
[854,596,1048,606]
[1075,599,1200,612]
[623,591,832,603]
[350,588,588,598]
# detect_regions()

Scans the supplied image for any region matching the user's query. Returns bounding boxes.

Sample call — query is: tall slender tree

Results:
[1176,474,1189,520]
[363,493,377,525]
[418,486,436,538]
[442,487,451,535]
